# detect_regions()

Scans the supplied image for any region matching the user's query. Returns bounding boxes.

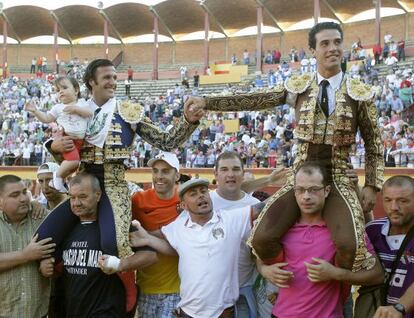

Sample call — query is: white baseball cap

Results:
[147,152,180,172]
[37,162,60,175]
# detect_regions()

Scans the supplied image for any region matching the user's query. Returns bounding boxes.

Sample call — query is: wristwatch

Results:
[393,303,406,316]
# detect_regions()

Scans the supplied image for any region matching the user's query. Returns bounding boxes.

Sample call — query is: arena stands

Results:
[1,49,413,170]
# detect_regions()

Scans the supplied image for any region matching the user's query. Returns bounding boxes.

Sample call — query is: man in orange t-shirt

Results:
[131,152,181,318]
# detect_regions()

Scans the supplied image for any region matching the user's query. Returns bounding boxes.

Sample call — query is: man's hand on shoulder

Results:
[23,234,56,262]
[30,201,48,219]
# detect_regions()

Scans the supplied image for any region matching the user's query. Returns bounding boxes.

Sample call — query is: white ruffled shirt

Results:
[85,98,116,148]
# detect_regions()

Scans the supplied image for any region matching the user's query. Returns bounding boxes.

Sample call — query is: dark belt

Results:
[173,306,235,318]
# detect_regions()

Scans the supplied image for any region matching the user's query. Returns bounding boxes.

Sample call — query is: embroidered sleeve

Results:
[136,116,198,151]
[205,86,286,111]
[357,99,384,190]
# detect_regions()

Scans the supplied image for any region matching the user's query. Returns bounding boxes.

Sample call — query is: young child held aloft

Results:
[26,76,93,192]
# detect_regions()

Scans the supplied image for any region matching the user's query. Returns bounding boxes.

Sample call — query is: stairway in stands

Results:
[116,63,204,73]
[372,57,414,78]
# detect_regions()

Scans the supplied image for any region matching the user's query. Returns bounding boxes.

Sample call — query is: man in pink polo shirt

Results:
[257,162,384,318]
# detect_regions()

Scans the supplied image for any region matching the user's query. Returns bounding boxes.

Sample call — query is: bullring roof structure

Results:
[0,0,412,43]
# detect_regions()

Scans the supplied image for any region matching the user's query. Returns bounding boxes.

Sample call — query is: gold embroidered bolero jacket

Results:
[205,74,384,190]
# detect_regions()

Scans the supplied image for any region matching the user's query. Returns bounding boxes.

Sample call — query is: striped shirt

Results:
[0,211,50,318]
[366,217,414,317]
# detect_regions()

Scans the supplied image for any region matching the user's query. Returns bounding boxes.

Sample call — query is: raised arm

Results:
[26,102,56,123]
[185,86,287,112]
[241,167,289,194]
[135,102,201,152]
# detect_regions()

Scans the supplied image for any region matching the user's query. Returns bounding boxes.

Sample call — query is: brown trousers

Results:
[249,180,372,271]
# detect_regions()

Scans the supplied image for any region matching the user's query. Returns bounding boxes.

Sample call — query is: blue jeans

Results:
[237,285,257,318]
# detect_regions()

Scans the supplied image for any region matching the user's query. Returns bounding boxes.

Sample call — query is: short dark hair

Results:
[83,59,114,91]
[55,76,81,98]
[215,151,244,171]
[308,22,343,50]
[69,172,101,193]
[296,162,329,186]
[0,175,22,194]
[383,175,414,192]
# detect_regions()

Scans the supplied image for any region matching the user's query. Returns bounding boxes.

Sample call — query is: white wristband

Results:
[105,255,121,272]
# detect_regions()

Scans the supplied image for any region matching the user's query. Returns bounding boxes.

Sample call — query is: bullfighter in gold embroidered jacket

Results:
[186,22,383,271]
[36,59,202,264]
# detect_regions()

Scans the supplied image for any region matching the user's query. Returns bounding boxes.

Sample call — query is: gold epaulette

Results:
[346,78,374,101]
[117,100,145,124]
[284,73,314,94]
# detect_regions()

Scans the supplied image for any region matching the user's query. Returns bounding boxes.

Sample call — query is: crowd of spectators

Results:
[1,50,413,170]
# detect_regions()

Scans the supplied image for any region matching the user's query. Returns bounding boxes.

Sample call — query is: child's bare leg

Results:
[57,160,80,179]
[51,160,80,192]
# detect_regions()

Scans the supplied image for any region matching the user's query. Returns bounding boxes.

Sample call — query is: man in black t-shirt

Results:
[40,173,158,318]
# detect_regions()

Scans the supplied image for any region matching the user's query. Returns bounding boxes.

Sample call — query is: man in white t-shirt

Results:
[130,178,261,318]
[210,151,284,318]
[210,152,261,317]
